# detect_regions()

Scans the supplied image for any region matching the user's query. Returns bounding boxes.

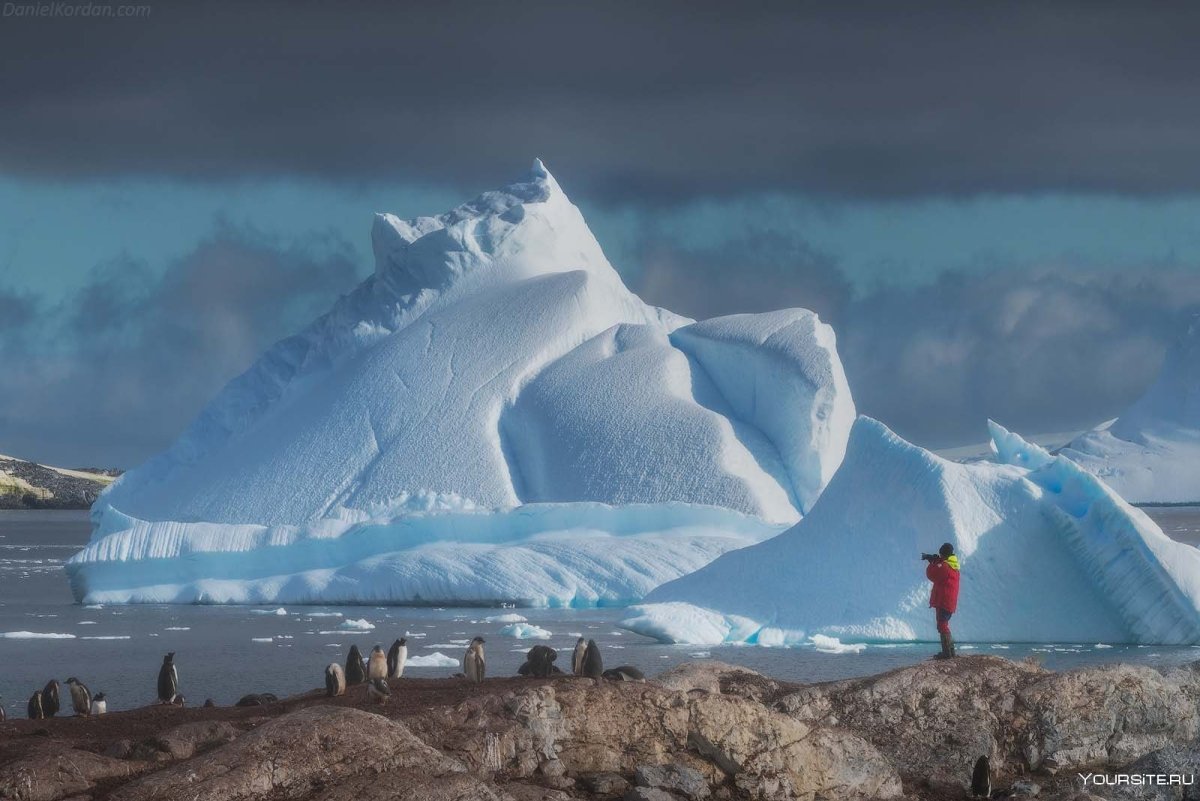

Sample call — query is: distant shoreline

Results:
[0,453,119,511]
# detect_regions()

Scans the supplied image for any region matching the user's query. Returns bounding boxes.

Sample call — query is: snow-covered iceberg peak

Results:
[1061,316,1200,503]
[74,162,855,606]
[621,416,1200,645]
[370,158,620,296]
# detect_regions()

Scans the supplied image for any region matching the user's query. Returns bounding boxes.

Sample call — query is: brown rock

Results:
[108,706,467,801]
[0,744,138,801]
[775,655,1040,788]
[1018,664,1200,771]
[655,661,785,702]
[579,772,632,796]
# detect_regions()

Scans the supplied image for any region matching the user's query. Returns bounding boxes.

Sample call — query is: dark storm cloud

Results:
[0,224,359,467]
[2,1,1200,198]
[636,234,1200,447]
[636,232,851,325]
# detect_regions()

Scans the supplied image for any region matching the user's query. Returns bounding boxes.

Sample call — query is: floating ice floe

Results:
[339,618,375,631]
[810,634,866,654]
[406,652,461,668]
[498,622,552,639]
[0,631,76,639]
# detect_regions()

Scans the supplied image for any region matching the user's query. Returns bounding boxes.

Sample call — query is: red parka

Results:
[926,555,960,613]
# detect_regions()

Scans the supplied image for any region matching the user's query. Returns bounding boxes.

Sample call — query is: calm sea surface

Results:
[2,508,1199,716]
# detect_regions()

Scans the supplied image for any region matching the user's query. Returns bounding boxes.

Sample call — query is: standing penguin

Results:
[41,679,60,717]
[65,677,92,717]
[367,645,388,680]
[970,755,991,799]
[157,652,179,704]
[0,696,5,722]
[387,638,408,679]
[345,645,367,685]
[571,637,587,676]
[325,663,346,697]
[27,691,44,720]
[90,692,107,716]
[463,637,486,684]
[582,639,603,678]
[367,677,391,705]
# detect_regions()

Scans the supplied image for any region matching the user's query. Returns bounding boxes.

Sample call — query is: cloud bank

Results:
[0,224,358,467]
[3,2,1200,199]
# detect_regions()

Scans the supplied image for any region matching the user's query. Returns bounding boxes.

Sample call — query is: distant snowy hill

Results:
[622,417,1200,645]
[67,161,854,605]
[0,452,117,510]
[1061,317,1200,504]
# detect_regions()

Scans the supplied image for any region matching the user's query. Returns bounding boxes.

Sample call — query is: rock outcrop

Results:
[776,656,1200,799]
[0,657,1198,801]
[0,454,115,510]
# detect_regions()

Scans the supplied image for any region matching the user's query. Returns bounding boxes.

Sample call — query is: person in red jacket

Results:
[923,542,960,659]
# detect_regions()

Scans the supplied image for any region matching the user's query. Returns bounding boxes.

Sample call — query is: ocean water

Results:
[2,508,1199,717]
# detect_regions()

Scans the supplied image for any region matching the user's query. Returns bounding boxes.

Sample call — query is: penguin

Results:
[970,755,991,799]
[90,692,107,716]
[518,645,557,677]
[345,645,367,685]
[203,698,216,708]
[0,697,5,723]
[235,693,277,707]
[387,638,408,679]
[367,645,388,680]
[157,652,179,704]
[65,677,92,717]
[325,662,346,697]
[41,679,60,717]
[27,690,44,720]
[367,677,391,705]
[581,639,603,679]
[463,636,486,684]
[571,637,587,676]
[601,665,645,682]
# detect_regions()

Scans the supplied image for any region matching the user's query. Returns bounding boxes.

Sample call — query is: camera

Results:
[921,553,938,562]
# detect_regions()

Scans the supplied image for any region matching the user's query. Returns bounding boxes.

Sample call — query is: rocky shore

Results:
[0,455,117,510]
[1,655,1198,801]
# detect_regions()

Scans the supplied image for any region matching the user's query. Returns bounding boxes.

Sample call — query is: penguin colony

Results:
[12,633,639,720]
[23,676,103,719]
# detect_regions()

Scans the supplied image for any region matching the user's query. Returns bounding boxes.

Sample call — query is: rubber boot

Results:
[939,631,955,659]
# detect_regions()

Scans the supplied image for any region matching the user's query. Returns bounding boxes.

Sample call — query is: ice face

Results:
[621,417,1200,645]
[67,500,785,606]
[1061,316,1200,504]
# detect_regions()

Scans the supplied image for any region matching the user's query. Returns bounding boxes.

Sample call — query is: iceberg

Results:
[1061,316,1200,504]
[621,417,1200,645]
[499,622,552,639]
[68,161,853,606]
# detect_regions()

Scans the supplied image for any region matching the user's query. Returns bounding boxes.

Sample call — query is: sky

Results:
[2,1,1200,467]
